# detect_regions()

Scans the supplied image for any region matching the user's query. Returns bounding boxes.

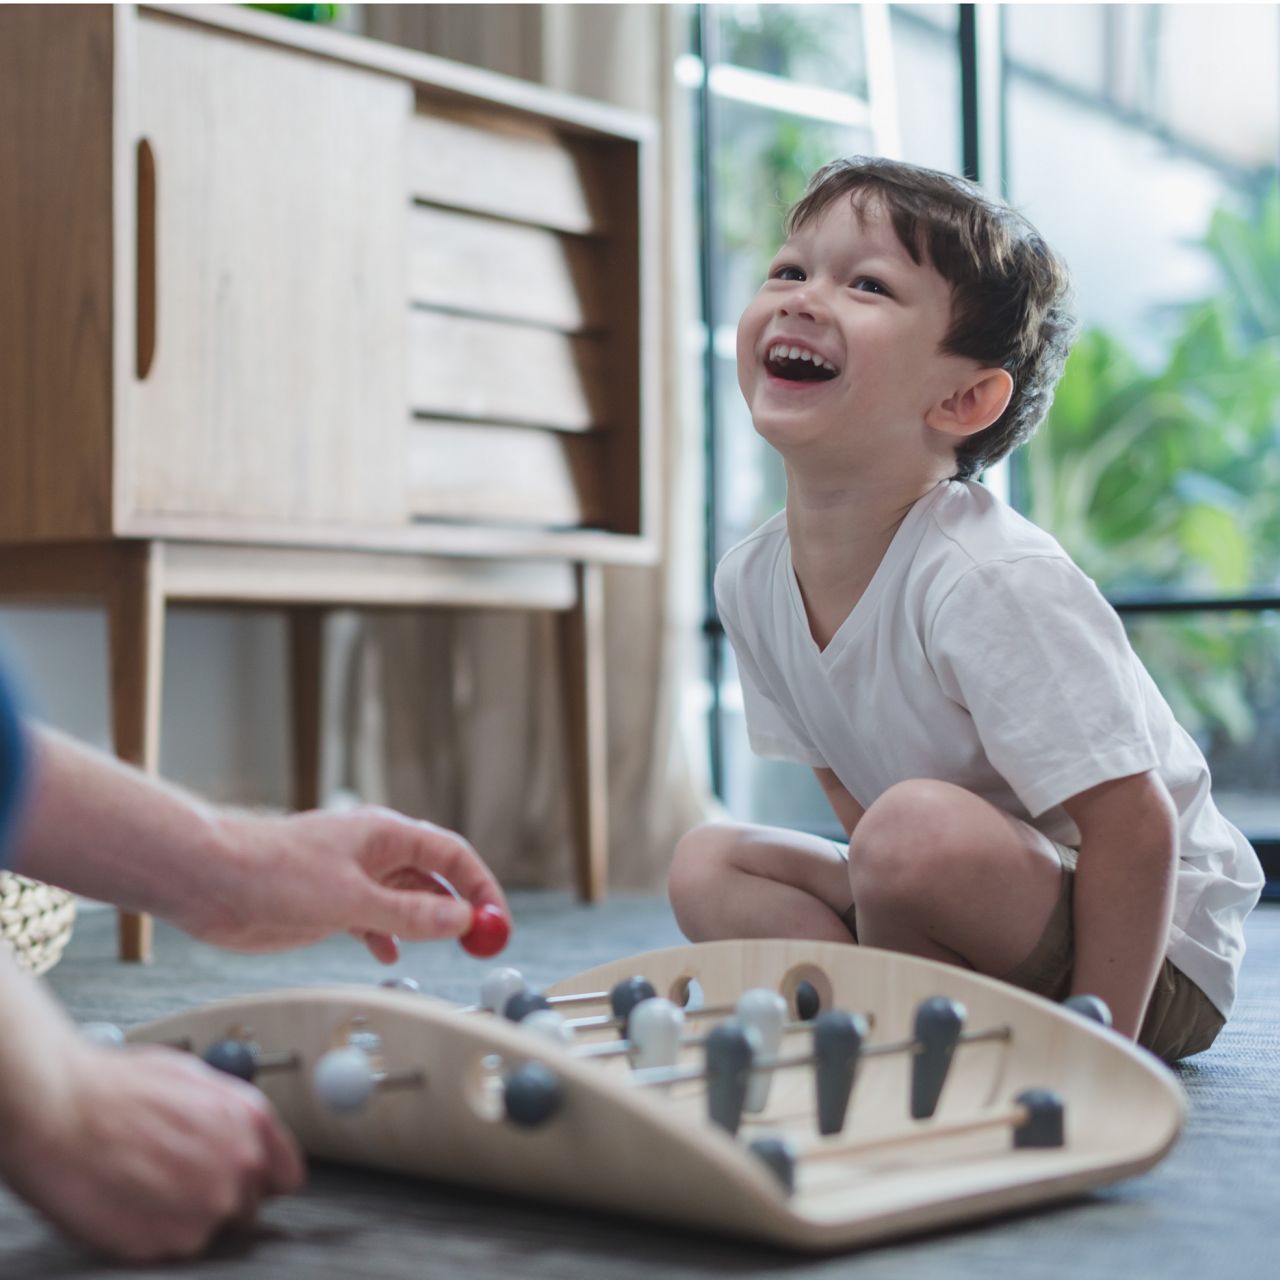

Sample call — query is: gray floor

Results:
[2,893,1278,1279]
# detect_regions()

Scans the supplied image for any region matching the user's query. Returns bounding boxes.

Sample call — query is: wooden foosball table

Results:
[97,939,1185,1251]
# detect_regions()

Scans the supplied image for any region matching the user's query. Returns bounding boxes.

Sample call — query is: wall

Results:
[0,605,291,806]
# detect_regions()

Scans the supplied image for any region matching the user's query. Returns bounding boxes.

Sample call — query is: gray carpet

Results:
[2,893,1277,1279]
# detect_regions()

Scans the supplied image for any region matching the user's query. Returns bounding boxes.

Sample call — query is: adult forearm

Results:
[11,723,505,961]
[0,948,83,1138]
[1070,836,1176,1040]
[12,725,237,924]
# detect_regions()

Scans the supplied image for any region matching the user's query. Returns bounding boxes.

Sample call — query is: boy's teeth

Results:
[768,343,836,373]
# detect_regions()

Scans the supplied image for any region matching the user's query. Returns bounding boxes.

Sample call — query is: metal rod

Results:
[572,1018,822,1062]
[862,1023,1011,1061]
[374,1069,426,1094]
[563,1001,739,1033]
[254,1051,302,1074]
[801,1105,1028,1164]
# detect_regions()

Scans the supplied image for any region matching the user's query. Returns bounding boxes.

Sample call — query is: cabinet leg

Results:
[289,606,325,812]
[558,563,608,902]
[107,543,165,962]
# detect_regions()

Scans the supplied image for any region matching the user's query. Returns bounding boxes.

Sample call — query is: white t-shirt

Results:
[716,478,1263,1019]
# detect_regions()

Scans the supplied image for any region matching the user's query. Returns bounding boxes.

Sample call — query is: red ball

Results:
[460,903,511,958]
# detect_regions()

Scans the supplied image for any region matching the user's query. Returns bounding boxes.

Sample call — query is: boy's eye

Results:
[851,276,890,296]
[771,265,805,282]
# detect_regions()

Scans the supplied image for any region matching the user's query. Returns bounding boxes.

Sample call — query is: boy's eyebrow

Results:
[852,229,922,269]
[853,253,920,281]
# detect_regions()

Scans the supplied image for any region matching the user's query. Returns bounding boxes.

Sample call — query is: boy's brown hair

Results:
[786,157,1077,480]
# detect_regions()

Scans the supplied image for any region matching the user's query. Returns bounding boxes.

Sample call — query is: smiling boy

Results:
[668,157,1263,1060]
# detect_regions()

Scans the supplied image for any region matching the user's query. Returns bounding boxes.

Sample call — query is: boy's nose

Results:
[776,303,828,332]
[777,286,827,322]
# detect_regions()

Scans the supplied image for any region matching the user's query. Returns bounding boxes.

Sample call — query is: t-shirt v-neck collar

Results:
[785,481,951,668]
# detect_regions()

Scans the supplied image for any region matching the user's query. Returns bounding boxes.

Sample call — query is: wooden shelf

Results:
[0,4,659,956]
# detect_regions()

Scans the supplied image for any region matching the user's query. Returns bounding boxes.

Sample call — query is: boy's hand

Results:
[0,1039,304,1262]
[181,806,510,964]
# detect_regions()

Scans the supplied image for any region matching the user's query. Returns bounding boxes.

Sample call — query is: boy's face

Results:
[737,196,968,461]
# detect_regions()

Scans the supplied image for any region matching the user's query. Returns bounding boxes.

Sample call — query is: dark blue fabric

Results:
[0,661,26,871]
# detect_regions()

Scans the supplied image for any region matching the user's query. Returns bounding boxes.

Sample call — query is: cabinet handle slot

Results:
[136,138,156,380]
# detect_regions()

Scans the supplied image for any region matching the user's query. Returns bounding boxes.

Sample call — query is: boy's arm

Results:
[1060,770,1179,1040]
[814,768,866,840]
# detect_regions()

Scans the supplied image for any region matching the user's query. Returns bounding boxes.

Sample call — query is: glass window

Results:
[1124,610,1280,840]
[717,4,869,96]
[1005,5,1280,840]
[1156,7,1279,166]
[1006,5,1280,171]
[1004,5,1109,99]
[890,6,961,174]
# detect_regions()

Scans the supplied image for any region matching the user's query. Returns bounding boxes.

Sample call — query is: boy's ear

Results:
[926,368,1014,438]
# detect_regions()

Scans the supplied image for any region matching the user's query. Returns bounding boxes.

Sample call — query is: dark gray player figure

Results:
[706,1020,756,1133]
[813,1010,868,1135]
[912,997,965,1119]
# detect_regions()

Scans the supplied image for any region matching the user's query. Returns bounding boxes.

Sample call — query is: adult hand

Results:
[180,805,509,963]
[0,1037,304,1262]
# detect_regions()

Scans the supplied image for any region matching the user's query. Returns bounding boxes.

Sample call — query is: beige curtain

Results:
[331,5,715,890]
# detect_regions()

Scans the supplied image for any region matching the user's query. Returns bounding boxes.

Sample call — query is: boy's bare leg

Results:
[848,779,1065,977]
[670,780,1067,982]
[668,821,856,944]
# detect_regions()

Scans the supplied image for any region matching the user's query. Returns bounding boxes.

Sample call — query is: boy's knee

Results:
[667,822,748,931]
[848,780,959,908]
[669,821,743,887]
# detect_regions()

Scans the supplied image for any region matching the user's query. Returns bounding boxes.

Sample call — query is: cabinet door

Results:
[123,15,410,531]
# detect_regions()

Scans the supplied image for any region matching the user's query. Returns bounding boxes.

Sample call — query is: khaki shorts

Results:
[835,841,1224,1063]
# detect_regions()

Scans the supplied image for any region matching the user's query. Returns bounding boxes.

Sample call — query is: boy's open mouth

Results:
[765,343,839,383]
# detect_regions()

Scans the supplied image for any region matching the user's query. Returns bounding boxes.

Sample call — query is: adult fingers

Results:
[368,815,507,913]
[357,883,475,942]
[224,1099,305,1235]
[354,928,401,965]
[255,1106,306,1197]
[215,1069,306,1199]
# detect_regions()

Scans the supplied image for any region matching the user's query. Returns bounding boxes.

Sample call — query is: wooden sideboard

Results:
[0,4,659,959]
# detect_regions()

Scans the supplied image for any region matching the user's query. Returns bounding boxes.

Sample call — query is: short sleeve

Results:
[927,556,1159,817]
[715,559,826,769]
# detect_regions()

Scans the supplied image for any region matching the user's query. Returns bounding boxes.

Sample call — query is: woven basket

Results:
[0,872,76,975]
